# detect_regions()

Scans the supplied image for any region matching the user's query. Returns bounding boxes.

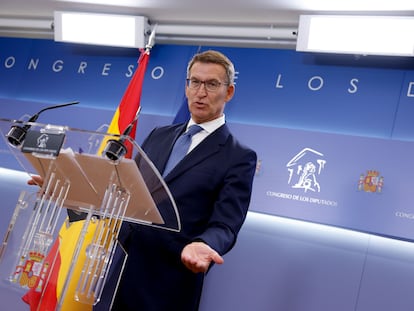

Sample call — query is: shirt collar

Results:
[187,114,225,134]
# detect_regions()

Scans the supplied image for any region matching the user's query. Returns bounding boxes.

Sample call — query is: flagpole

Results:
[146,25,157,52]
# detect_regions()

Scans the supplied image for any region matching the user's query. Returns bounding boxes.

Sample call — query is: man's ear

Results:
[225,85,235,102]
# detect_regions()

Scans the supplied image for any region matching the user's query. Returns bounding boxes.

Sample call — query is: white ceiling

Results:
[1,0,413,49]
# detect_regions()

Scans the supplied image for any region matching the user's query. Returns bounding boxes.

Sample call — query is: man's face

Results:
[185,62,234,124]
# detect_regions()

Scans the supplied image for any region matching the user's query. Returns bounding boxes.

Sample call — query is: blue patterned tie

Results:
[163,125,203,177]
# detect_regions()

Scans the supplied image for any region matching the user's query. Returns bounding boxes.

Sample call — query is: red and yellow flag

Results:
[98,49,150,159]
[22,48,150,310]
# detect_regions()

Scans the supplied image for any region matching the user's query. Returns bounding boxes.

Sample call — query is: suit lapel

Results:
[157,124,187,172]
[164,124,229,181]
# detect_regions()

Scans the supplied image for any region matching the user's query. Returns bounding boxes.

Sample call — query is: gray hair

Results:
[187,50,235,85]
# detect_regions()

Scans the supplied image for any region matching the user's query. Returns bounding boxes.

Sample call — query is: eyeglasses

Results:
[186,78,229,92]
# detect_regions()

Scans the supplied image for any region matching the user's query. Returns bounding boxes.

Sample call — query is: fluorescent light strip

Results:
[297,15,414,56]
[54,12,148,48]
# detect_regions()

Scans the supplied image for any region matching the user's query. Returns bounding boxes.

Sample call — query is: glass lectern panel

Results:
[0,118,180,310]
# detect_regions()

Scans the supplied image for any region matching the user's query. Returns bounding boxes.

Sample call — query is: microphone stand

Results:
[6,101,79,147]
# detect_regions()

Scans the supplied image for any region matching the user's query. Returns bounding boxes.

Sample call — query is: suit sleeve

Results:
[195,147,257,255]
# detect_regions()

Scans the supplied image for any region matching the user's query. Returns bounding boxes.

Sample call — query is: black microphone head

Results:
[6,124,30,147]
[6,112,39,147]
[103,139,127,161]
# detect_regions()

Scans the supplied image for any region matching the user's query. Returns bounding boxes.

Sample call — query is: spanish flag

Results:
[98,49,150,158]
[22,48,150,310]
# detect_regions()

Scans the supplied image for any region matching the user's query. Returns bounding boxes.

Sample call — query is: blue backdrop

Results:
[1,37,414,242]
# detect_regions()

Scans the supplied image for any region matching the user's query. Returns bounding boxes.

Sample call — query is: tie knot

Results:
[185,125,203,137]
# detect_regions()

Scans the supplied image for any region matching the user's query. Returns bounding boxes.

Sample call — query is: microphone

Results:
[104,107,141,161]
[6,101,80,147]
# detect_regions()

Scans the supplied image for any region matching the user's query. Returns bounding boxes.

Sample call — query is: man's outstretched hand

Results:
[181,241,224,273]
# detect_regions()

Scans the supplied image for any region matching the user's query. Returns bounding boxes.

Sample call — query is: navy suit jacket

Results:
[97,122,257,311]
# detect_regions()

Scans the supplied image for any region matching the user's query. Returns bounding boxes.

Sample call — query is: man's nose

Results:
[196,82,208,94]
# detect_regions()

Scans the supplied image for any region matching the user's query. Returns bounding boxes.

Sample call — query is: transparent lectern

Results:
[0,118,180,310]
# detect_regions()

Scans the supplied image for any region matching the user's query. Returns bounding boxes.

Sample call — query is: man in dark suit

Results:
[96,50,257,311]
